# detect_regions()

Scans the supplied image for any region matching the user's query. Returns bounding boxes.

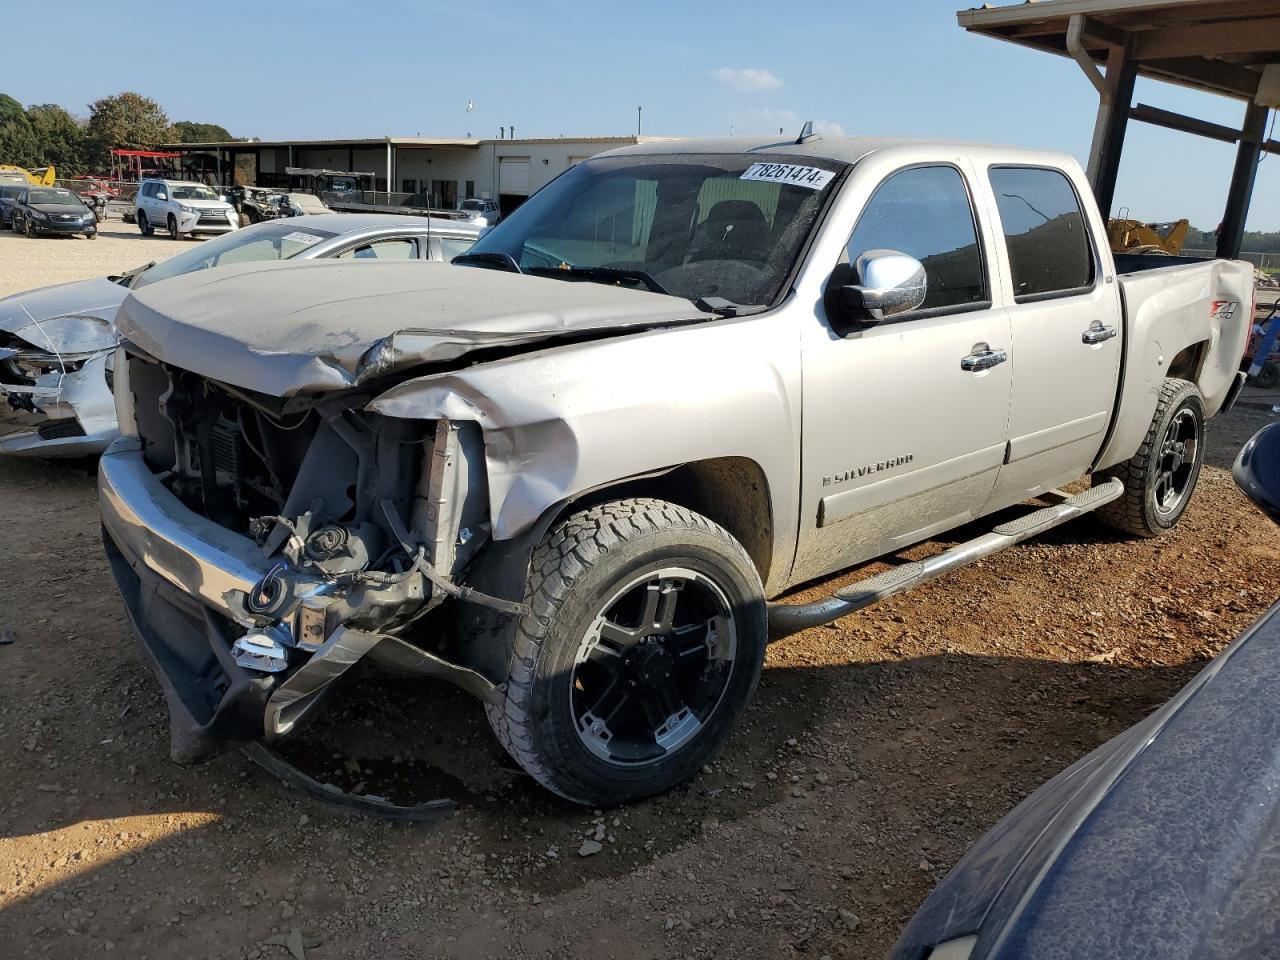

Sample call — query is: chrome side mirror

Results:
[841,249,927,322]
[156,192,167,201]
[1234,422,1280,524]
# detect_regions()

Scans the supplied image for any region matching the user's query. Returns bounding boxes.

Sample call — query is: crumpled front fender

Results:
[365,317,802,565]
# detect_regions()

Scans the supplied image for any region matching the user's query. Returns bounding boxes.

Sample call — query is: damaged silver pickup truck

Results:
[100,135,1252,805]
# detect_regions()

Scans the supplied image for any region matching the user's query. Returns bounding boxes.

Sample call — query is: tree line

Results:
[0,91,241,176]
[1185,227,1280,255]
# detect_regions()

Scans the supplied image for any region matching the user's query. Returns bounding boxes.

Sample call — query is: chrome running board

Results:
[767,479,1125,638]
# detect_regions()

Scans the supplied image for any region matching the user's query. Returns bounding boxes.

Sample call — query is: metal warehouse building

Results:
[161,135,671,215]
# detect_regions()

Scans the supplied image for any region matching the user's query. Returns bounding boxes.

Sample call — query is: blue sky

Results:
[6,0,1277,230]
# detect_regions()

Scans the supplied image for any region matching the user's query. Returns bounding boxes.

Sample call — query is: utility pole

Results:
[637,105,643,137]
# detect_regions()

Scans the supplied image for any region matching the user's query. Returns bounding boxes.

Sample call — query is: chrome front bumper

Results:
[99,438,498,762]
[98,437,325,618]
[99,437,331,761]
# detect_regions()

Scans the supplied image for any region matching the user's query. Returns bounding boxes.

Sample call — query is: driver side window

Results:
[845,165,987,313]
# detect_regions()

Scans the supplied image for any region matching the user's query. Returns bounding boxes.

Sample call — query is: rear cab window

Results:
[988,166,1095,302]
[843,164,988,316]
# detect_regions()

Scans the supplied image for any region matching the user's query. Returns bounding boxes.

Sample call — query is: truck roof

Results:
[606,134,1076,168]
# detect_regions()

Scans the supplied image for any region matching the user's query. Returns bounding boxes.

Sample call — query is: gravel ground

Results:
[0,219,184,294]
[1,221,1279,960]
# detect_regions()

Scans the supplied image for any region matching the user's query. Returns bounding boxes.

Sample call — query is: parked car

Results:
[0,184,25,228]
[98,136,1251,806]
[890,421,1280,960]
[135,179,238,240]
[10,186,97,238]
[458,197,501,226]
[0,215,480,456]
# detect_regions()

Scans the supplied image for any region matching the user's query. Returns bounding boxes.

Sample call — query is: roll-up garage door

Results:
[498,157,531,195]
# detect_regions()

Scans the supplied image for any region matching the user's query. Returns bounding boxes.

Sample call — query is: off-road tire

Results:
[137,210,153,236]
[167,214,181,240]
[1095,377,1205,537]
[486,498,767,806]
[238,210,251,228]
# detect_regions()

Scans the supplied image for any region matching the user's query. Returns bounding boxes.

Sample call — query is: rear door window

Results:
[988,166,1095,301]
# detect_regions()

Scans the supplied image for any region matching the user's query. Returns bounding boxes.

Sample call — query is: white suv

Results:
[135,179,238,240]
[458,197,501,226]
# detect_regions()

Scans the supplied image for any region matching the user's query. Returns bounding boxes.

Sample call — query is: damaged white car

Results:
[0,286,123,456]
[0,214,481,457]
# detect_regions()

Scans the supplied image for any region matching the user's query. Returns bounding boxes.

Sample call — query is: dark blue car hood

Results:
[893,599,1280,960]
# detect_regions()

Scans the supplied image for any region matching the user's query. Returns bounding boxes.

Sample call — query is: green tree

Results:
[0,119,39,167]
[26,104,87,173]
[0,93,25,129]
[86,92,170,166]
[170,120,235,144]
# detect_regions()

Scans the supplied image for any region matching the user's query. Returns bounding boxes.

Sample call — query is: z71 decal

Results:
[1211,300,1239,322]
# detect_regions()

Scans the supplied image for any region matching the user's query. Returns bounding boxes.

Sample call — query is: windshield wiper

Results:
[694,296,767,318]
[452,251,523,274]
[527,265,670,296]
[110,261,155,288]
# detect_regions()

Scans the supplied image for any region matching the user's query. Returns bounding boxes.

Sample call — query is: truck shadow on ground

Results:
[0,647,1212,957]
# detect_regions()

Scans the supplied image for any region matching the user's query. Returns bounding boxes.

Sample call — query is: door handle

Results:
[961,344,1008,372]
[1082,321,1117,344]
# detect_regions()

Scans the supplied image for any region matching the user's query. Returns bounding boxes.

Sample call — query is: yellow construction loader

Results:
[0,164,57,186]
[1107,216,1189,256]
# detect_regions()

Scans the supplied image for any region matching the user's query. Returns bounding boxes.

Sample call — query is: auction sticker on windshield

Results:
[282,232,324,245]
[739,163,835,190]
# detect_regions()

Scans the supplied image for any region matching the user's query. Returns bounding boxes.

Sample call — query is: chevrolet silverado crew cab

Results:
[99,135,1251,806]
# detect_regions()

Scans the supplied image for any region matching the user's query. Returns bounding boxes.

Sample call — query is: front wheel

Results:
[487,498,767,806]
[167,214,181,240]
[1095,378,1205,537]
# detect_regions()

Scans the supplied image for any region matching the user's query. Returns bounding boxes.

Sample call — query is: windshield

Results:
[28,188,84,208]
[464,153,842,307]
[460,199,486,211]
[169,183,219,201]
[132,221,339,288]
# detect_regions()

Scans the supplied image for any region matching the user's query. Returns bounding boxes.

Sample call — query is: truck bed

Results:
[1093,255,1253,471]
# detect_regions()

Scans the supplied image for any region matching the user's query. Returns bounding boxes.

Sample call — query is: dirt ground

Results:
[2,221,1280,960]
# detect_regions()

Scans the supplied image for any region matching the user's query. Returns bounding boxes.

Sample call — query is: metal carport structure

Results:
[958,0,1280,259]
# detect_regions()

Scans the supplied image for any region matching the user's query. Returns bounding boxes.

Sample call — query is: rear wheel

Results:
[137,210,153,236]
[1255,362,1280,390]
[1095,378,1205,537]
[486,498,767,805]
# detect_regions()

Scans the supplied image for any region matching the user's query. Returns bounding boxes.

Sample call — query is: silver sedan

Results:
[0,214,480,457]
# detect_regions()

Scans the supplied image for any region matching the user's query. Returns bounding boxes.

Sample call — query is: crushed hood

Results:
[0,277,127,350]
[116,259,713,396]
